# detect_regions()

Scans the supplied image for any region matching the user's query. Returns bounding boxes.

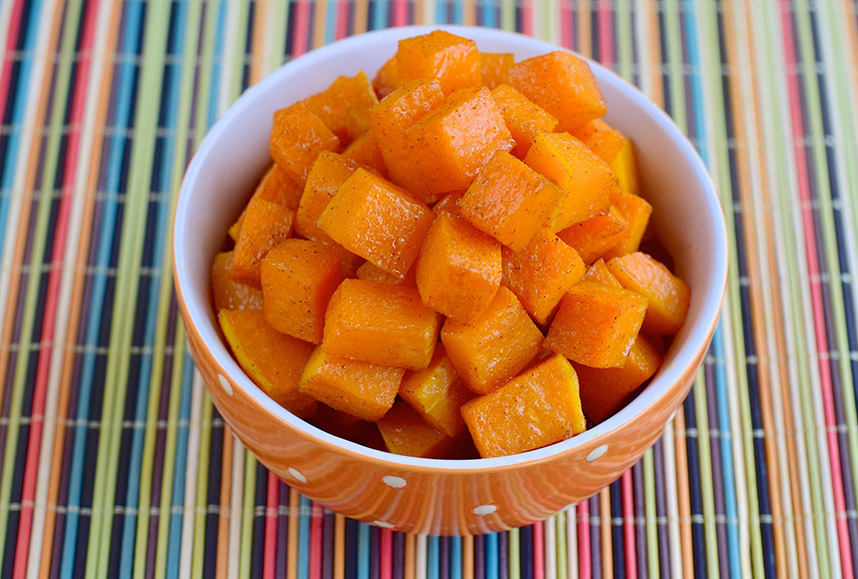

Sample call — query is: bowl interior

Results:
[173,25,728,470]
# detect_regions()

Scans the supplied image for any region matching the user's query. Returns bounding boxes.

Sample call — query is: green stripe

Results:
[692,373,720,576]
[500,0,515,33]
[642,449,659,578]
[615,0,633,82]
[555,511,567,579]
[240,449,257,579]
[270,0,290,71]
[508,527,520,579]
[229,0,252,104]
[192,391,215,579]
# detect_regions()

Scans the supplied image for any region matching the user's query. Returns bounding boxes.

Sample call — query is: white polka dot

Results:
[217,374,233,396]
[472,504,497,516]
[382,476,407,489]
[586,444,608,462]
[288,467,307,483]
[373,520,395,528]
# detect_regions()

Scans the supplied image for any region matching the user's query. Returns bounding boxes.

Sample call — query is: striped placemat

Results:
[2,0,857,577]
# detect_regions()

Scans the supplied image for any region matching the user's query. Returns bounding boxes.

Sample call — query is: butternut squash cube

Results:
[509,50,607,131]
[574,333,663,424]
[601,188,652,259]
[399,345,474,437]
[582,258,623,287]
[431,191,464,217]
[545,281,648,368]
[373,56,402,99]
[557,204,629,264]
[322,279,441,370]
[524,132,613,231]
[303,72,378,144]
[396,30,482,94]
[356,261,416,286]
[228,164,303,241]
[458,149,565,251]
[606,252,691,335]
[461,353,586,458]
[230,198,295,288]
[502,229,586,325]
[269,102,339,184]
[377,400,459,458]
[317,168,435,277]
[441,286,544,395]
[415,211,502,325]
[342,132,388,176]
[490,84,558,159]
[299,347,403,422]
[218,309,317,418]
[295,152,363,245]
[309,404,377,446]
[610,136,640,196]
[479,52,515,89]
[211,251,263,311]
[260,240,345,344]
[569,119,624,164]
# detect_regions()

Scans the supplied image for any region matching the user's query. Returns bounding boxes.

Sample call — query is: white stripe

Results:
[228,436,244,579]
[178,370,205,579]
[565,504,578,579]
[544,517,556,579]
[415,533,427,579]
[661,420,684,579]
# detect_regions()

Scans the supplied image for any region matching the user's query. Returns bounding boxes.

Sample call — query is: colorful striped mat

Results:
[2,0,858,577]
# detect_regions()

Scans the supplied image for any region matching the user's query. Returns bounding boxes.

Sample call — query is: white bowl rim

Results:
[173,25,729,473]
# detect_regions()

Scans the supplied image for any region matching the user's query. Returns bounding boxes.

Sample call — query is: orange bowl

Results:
[172,25,728,535]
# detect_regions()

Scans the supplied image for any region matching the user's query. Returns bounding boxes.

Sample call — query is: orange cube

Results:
[299,347,403,422]
[399,345,474,437]
[431,191,464,216]
[569,119,625,164]
[490,84,558,159]
[356,261,416,286]
[322,279,441,370]
[458,149,565,251]
[601,188,652,259]
[295,152,364,244]
[269,102,339,184]
[309,404,377,446]
[402,87,515,201]
[373,56,402,99]
[260,240,345,344]
[557,204,629,264]
[524,132,613,231]
[230,198,295,288]
[575,333,663,424]
[582,258,623,287]
[218,309,317,418]
[317,168,434,277]
[545,281,648,368]
[228,164,303,241]
[610,136,640,196]
[396,30,482,94]
[342,132,387,176]
[344,108,371,141]
[509,50,607,131]
[441,287,544,395]
[415,211,502,325]
[303,72,378,143]
[501,229,586,325]
[479,52,515,89]
[211,251,264,311]
[377,400,459,458]
[606,252,691,335]
[461,353,586,458]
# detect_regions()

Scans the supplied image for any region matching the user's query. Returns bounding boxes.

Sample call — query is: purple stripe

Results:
[589,496,600,579]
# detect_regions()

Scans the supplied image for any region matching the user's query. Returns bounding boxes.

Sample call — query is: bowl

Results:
[172,25,728,535]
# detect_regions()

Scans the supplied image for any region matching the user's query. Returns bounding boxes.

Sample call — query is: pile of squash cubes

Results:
[212,31,691,459]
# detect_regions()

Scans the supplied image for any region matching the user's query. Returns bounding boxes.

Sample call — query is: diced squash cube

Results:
[377,400,459,458]
[260,239,345,344]
[524,132,613,231]
[228,164,303,241]
[610,136,640,196]
[601,188,652,259]
[218,309,317,418]
[211,251,263,311]
[432,191,465,216]
[502,229,586,325]
[317,168,435,277]
[373,56,401,99]
[569,119,624,164]
[322,279,441,370]
[309,404,377,445]
[582,258,623,287]
[606,252,690,335]
[396,30,482,94]
[415,211,502,325]
[230,198,295,288]
[479,52,515,89]
[356,261,416,286]
[490,84,558,159]
[461,353,586,458]
[295,152,364,244]
[545,281,648,368]
[441,287,544,395]
[299,347,403,422]
[557,204,629,264]
[303,72,378,144]
[509,51,607,131]
[342,132,388,176]
[574,333,663,424]
[458,149,565,251]
[269,102,339,184]
[399,345,474,437]
[344,107,371,141]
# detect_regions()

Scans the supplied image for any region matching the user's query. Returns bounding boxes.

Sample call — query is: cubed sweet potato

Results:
[461,353,586,458]
[569,119,624,164]
[303,72,379,144]
[490,84,558,159]
[396,30,482,94]
[219,309,317,418]
[557,204,629,264]
[479,52,515,89]
[269,102,339,184]
[441,287,544,395]
[211,251,264,311]
[230,198,295,288]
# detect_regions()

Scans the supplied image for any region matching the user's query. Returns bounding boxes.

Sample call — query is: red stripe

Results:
[292,1,311,57]
[520,0,533,36]
[577,502,591,579]
[0,0,26,125]
[379,528,393,579]
[561,0,574,50]
[335,1,349,40]
[263,472,279,579]
[532,521,544,579]
[12,2,99,575]
[779,1,854,576]
[308,502,323,579]
[597,0,612,67]
[392,1,408,27]
[621,471,637,579]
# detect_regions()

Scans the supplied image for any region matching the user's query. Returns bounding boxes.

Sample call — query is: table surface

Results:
[2,0,858,577]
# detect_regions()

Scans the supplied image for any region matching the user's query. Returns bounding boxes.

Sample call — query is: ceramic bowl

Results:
[172,25,728,535]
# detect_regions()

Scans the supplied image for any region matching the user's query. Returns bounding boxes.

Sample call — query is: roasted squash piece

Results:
[610,136,640,196]
[356,261,417,286]
[602,187,652,259]
[557,203,629,264]
[303,72,378,144]
[479,52,515,89]
[269,102,339,184]
[228,164,302,241]
[378,400,460,458]
[373,56,402,99]
[396,30,482,94]
[341,132,387,176]
[490,84,558,159]
[211,251,264,311]
[582,258,623,287]
[569,118,624,164]
[230,198,295,288]
[309,404,377,445]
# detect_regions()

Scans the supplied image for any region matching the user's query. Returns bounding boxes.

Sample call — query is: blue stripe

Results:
[371,1,389,30]
[324,0,337,44]
[450,536,462,579]
[298,495,312,579]
[428,535,440,579]
[481,0,497,28]
[485,534,499,579]
[357,522,370,579]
